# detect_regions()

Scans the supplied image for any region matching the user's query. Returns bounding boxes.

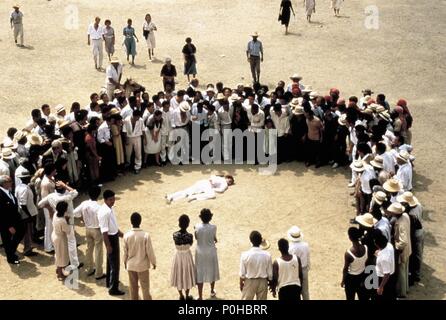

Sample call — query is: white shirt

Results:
[97,121,111,143]
[209,175,228,193]
[170,97,183,111]
[360,164,377,194]
[38,190,79,224]
[288,241,310,269]
[122,116,145,138]
[87,23,103,40]
[160,109,172,135]
[105,64,123,86]
[396,162,413,191]
[15,183,38,217]
[120,105,133,120]
[171,109,191,128]
[381,151,395,174]
[73,200,101,229]
[98,204,119,235]
[217,106,233,126]
[376,242,395,277]
[11,11,23,24]
[270,108,290,137]
[191,104,208,125]
[239,247,273,280]
[0,160,10,176]
[248,109,265,133]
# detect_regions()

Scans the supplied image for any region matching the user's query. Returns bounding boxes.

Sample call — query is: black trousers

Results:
[0,223,25,262]
[306,139,321,165]
[344,273,368,300]
[373,274,397,300]
[278,285,302,301]
[106,234,120,291]
[98,143,117,182]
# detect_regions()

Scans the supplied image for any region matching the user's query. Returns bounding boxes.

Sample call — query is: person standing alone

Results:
[10,5,24,47]
[278,0,295,35]
[246,32,263,84]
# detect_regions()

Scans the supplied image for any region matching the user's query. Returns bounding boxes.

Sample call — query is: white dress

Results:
[195,223,220,283]
[305,0,316,16]
[331,0,343,10]
[143,21,156,49]
[144,120,162,154]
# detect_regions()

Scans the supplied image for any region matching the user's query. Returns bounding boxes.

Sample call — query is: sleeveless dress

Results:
[195,223,220,283]
[170,231,196,290]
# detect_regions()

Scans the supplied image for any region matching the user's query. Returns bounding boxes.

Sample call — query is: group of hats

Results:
[363,103,391,121]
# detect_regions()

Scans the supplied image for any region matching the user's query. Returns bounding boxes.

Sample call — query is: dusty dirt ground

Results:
[0,0,445,300]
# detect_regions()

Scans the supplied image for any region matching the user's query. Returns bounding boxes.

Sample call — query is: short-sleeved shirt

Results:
[123,26,135,38]
[105,63,123,85]
[247,40,263,57]
[182,44,197,63]
[88,24,103,40]
[376,242,395,277]
[11,11,23,24]
[98,204,119,235]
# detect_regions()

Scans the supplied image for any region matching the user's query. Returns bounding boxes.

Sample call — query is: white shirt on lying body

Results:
[73,199,101,229]
[240,247,273,280]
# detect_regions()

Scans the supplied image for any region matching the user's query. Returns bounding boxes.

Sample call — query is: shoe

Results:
[95,274,107,280]
[210,290,217,298]
[8,260,20,265]
[332,162,339,169]
[109,289,125,296]
[24,251,38,257]
[186,295,194,300]
[87,269,96,277]
[134,169,140,175]
[77,262,84,269]
[347,182,355,187]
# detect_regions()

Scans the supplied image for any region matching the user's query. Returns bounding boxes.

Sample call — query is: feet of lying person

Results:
[165,195,172,204]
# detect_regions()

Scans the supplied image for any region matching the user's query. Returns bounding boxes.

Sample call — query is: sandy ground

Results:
[0,0,445,300]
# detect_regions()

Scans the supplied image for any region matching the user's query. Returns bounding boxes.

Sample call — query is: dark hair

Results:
[87,124,97,134]
[179,214,190,230]
[128,96,137,106]
[103,189,115,200]
[199,208,213,223]
[104,19,111,24]
[185,37,192,43]
[376,142,387,155]
[225,175,234,185]
[56,201,68,217]
[41,104,50,111]
[177,90,186,97]
[71,102,81,112]
[349,96,358,103]
[6,127,17,138]
[44,163,56,176]
[90,93,98,101]
[75,110,88,122]
[31,109,41,119]
[278,238,289,255]
[348,227,362,242]
[133,109,142,118]
[249,231,262,247]
[131,212,142,227]
[88,185,101,201]
[273,103,282,112]
[374,231,388,249]
[154,109,162,117]
[60,126,73,138]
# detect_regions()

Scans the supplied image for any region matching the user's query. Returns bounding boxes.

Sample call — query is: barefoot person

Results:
[143,14,157,61]
[166,175,235,203]
[87,17,104,70]
[10,5,24,47]
[278,0,295,35]
[304,0,316,22]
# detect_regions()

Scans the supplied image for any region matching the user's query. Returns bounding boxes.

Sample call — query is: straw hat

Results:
[216,93,225,100]
[228,93,240,103]
[13,131,27,142]
[16,168,31,179]
[397,150,410,163]
[287,226,303,242]
[260,238,270,250]
[378,111,391,121]
[27,133,43,146]
[372,191,387,205]
[289,98,300,108]
[355,213,377,228]
[383,178,403,193]
[1,148,16,160]
[110,56,120,64]
[251,31,260,37]
[309,91,319,99]
[338,114,348,126]
[362,89,374,95]
[57,119,71,129]
[292,106,305,116]
[397,191,420,207]
[13,5,20,9]
[289,74,302,81]
[3,140,18,150]
[301,85,313,94]
[179,101,191,112]
[55,104,65,114]
[351,160,366,173]
[387,202,405,215]
[370,155,384,169]
[206,85,216,93]
[110,108,121,116]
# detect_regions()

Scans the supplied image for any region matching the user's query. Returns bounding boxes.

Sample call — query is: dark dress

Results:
[279,0,293,26]
[160,64,177,91]
[182,43,197,75]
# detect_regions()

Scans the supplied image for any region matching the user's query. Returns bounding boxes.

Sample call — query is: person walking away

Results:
[304,0,316,22]
[51,202,71,280]
[123,212,157,300]
[287,226,310,299]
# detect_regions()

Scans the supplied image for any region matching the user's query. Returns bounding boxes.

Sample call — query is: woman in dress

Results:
[143,110,163,166]
[171,214,196,300]
[303,0,316,22]
[110,112,125,173]
[143,14,157,61]
[278,0,295,35]
[123,18,139,65]
[103,19,115,61]
[182,37,197,82]
[195,209,219,300]
[84,124,101,183]
[331,0,343,17]
[51,201,71,281]
[160,58,177,92]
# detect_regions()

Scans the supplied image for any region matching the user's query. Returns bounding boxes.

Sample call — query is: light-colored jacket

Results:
[123,228,156,273]
[394,212,412,263]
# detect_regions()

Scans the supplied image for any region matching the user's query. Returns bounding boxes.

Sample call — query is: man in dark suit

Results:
[0,175,25,264]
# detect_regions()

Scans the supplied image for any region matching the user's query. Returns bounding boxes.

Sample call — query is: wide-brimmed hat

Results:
[179,101,191,112]
[3,140,18,150]
[260,238,270,250]
[251,31,259,37]
[373,191,387,205]
[216,93,225,100]
[110,108,121,116]
[309,91,319,99]
[228,93,240,103]
[351,160,365,173]
[383,178,403,193]
[1,148,15,160]
[289,74,302,80]
[13,4,20,9]
[55,104,65,114]
[387,202,404,215]
[16,168,31,179]
[287,226,303,242]
[27,133,43,146]
[13,131,27,142]
[338,114,348,126]
[110,56,120,63]
[57,119,71,129]
[397,191,420,207]
[370,155,384,169]
[362,89,374,95]
[206,85,216,93]
[397,150,410,163]
[378,111,391,121]
[301,85,313,94]
[355,213,377,228]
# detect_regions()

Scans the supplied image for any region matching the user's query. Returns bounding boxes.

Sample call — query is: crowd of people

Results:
[0,68,422,299]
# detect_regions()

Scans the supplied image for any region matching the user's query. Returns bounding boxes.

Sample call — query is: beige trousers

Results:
[241,278,268,300]
[128,270,151,300]
[125,136,142,170]
[85,228,104,277]
[13,23,24,46]
[91,39,104,68]
[301,266,310,300]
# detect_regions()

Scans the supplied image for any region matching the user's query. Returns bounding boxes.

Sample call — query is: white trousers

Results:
[13,23,24,45]
[221,126,232,161]
[126,136,142,170]
[91,39,104,68]
[44,209,54,252]
[167,181,215,202]
[160,135,170,162]
[67,225,80,267]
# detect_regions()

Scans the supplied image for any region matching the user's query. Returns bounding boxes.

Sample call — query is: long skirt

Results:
[124,37,137,56]
[184,60,197,75]
[171,244,196,290]
[104,38,115,55]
